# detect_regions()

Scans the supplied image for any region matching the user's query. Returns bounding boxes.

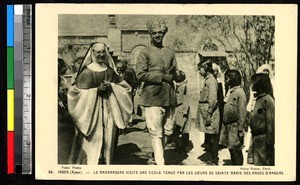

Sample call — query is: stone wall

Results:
[58,15,108,36]
[176,53,201,118]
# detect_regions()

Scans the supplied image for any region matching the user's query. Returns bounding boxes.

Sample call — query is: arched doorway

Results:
[130,45,147,69]
[198,38,230,72]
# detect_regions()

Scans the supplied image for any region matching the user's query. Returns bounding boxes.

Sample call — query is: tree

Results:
[174,15,275,97]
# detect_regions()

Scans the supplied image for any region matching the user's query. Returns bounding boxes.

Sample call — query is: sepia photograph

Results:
[57,14,275,167]
[36,4,296,181]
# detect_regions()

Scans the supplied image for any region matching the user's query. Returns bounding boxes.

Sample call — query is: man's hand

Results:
[206,115,215,130]
[174,70,186,83]
[162,74,173,82]
[205,114,212,127]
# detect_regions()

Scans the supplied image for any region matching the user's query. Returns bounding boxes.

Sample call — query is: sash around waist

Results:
[144,81,175,88]
[148,69,166,74]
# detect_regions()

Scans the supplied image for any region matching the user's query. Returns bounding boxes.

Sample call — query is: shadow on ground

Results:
[185,140,194,153]
[164,149,188,165]
[58,116,74,164]
[121,127,146,135]
[113,143,148,165]
[222,159,232,165]
[198,151,213,165]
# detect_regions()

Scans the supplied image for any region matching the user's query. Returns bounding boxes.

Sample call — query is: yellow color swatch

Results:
[7,90,14,131]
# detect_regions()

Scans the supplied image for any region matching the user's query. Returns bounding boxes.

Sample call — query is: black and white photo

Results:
[57,13,275,166]
[35,4,297,181]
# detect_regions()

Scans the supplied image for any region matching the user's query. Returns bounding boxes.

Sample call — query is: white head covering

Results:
[146,18,168,34]
[212,63,226,97]
[256,64,274,79]
[76,42,117,79]
[212,63,222,79]
[247,63,275,112]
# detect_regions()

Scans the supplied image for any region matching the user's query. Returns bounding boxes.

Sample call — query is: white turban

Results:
[146,18,168,34]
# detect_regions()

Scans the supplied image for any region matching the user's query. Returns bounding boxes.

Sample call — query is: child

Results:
[58,58,74,164]
[196,60,219,165]
[212,63,226,139]
[173,80,191,152]
[246,64,275,164]
[219,70,246,165]
[249,73,275,166]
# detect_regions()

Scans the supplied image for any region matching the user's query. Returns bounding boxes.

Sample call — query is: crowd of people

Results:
[58,17,275,166]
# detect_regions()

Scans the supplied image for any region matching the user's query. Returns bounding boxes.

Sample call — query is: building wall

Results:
[58,36,109,67]
[58,14,224,98]
[108,28,121,52]
[58,15,109,36]
[121,31,149,53]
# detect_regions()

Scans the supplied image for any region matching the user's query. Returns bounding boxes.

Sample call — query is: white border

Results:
[35,4,297,181]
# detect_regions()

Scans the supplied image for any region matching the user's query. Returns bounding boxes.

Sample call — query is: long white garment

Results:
[67,82,132,165]
[144,106,175,165]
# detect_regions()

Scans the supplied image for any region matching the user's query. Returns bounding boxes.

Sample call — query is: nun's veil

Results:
[256,64,274,79]
[75,42,117,80]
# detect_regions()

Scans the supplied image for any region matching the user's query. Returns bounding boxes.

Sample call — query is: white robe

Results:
[67,81,132,165]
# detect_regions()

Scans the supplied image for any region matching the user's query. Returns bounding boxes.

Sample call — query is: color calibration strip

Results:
[14,5,24,174]
[7,5,32,174]
[7,5,14,174]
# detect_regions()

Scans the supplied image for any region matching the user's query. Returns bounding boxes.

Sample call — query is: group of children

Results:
[58,55,275,166]
[197,60,275,166]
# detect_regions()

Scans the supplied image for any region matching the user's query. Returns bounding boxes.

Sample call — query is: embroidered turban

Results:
[146,18,168,34]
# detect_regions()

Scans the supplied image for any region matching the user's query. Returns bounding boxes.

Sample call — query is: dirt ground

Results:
[58,95,253,166]
[58,53,255,166]
[113,115,253,166]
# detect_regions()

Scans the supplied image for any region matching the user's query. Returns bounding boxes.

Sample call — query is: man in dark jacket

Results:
[136,18,185,165]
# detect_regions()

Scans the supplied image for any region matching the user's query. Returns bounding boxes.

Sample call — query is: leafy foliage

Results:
[174,15,275,98]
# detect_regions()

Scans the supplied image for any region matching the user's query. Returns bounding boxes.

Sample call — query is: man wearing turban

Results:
[67,43,132,165]
[136,18,186,165]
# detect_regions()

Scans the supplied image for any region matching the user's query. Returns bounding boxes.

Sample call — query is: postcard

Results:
[35,4,297,181]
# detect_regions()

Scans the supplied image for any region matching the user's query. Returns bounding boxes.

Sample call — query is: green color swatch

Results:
[7,47,14,89]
